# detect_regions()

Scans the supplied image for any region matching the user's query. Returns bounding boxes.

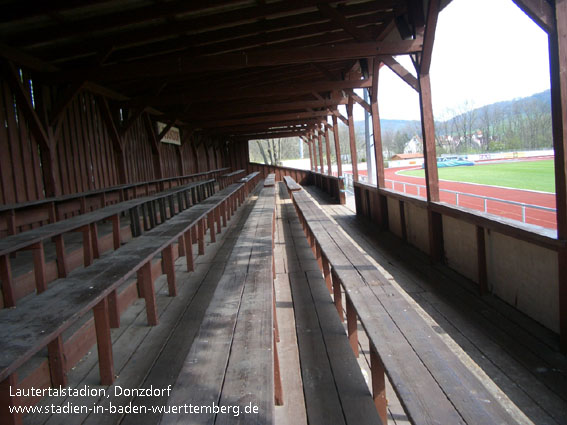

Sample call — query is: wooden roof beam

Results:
[199,110,329,129]
[419,0,440,75]
[380,56,419,91]
[59,40,422,82]
[512,0,555,34]
[233,130,308,141]
[124,79,372,107]
[207,119,323,134]
[29,1,387,62]
[195,98,348,120]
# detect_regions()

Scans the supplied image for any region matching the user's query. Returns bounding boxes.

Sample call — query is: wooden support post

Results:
[274,337,284,406]
[111,214,121,250]
[108,290,120,328]
[315,242,323,270]
[178,236,185,257]
[6,210,16,236]
[331,268,343,321]
[148,202,156,228]
[346,295,358,357]
[370,345,387,424]
[47,202,57,225]
[198,219,205,255]
[476,225,488,295]
[322,255,332,294]
[208,212,216,243]
[221,201,227,227]
[31,242,47,294]
[0,255,16,307]
[133,207,142,236]
[311,136,318,173]
[307,138,314,171]
[399,201,407,241]
[371,58,385,188]
[47,335,67,387]
[0,373,22,425]
[347,96,359,181]
[418,73,440,202]
[549,0,567,352]
[90,222,100,259]
[138,262,158,326]
[162,244,177,296]
[93,297,114,385]
[82,225,94,267]
[159,198,167,223]
[80,197,87,214]
[428,209,444,264]
[168,195,175,217]
[317,129,325,174]
[99,97,127,185]
[324,124,332,175]
[144,113,164,180]
[560,248,567,352]
[184,229,194,272]
[216,206,222,234]
[52,234,68,278]
[332,114,343,177]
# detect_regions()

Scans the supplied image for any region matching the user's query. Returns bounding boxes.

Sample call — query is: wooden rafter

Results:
[419,0,440,75]
[58,40,422,82]
[1,60,51,151]
[125,79,372,107]
[380,56,419,91]
[199,110,329,129]
[512,0,555,34]
[194,98,348,120]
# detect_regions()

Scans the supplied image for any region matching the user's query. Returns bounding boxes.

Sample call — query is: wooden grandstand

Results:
[0,1,566,424]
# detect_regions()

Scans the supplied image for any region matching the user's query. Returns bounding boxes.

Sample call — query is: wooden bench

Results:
[161,179,278,424]
[218,169,245,189]
[309,172,346,205]
[286,177,518,425]
[238,171,261,200]
[283,176,301,192]
[289,270,382,425]
[265,173,276,187]
[0,178,259,425]
[0,179,215,308]
[0,168,229,238]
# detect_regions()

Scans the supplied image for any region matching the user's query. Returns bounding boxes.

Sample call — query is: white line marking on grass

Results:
[393,169,555,195]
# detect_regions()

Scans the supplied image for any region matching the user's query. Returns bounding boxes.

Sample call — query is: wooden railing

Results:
[353,180,565,340]
[247,163,345,204]
[0,168,230,238]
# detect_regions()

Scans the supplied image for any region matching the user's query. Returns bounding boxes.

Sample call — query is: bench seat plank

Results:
[300,198,514,425]
[289,184,519,425]
[0,183,244,383]
[162,182,275,424]
[284,176,301,191]
[264,174,276,187]
[0,179,215,257]
[0,168,229,214]
[216,184,276,425]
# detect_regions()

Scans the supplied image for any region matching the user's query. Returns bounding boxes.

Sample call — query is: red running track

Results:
[381,165,557,230]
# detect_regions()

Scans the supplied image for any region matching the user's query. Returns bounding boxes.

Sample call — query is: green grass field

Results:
[399,159,555,193]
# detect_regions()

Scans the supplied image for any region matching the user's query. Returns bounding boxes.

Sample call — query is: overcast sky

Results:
[372,0,551,121]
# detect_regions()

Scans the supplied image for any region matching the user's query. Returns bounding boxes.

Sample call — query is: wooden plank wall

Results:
[124,119,155,183]
[159,143,181,179]
[0,73,228,206]
[0,75,45,204]
[56,92,119,195]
